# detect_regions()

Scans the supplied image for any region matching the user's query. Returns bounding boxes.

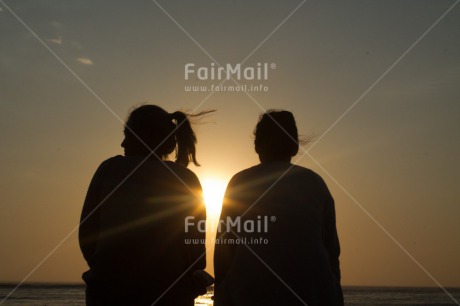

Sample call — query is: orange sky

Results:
[0,0,459,289]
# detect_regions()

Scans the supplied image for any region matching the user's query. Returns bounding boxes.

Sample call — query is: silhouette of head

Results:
[254,110,299,162]
[121,104,200,167]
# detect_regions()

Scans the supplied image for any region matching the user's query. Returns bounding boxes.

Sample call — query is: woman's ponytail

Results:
[170,111,199,167]
[124,105,213,166]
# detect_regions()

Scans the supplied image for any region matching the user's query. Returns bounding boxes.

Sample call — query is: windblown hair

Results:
[254,110,299,159]
[124,104,213,167]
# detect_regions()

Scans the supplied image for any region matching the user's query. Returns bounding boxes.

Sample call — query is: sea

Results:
[0,284,459,305]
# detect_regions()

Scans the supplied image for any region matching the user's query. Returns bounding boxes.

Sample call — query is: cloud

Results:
[76,57,94,65]
[47,38,63,45]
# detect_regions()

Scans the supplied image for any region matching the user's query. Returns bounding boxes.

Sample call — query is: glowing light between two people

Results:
[201,178,227,218]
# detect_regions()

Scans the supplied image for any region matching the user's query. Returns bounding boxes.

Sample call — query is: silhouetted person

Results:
[79,105,211,306]
[214,110,343,306]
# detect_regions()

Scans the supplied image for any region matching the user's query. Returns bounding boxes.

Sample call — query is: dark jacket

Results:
[214,162,343,306]
[79,156,206,306]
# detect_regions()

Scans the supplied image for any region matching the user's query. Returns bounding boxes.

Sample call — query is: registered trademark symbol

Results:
[270,63,276,69]
[270,216,276,222]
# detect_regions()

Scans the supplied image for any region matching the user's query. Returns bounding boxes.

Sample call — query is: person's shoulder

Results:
[291,165,332,197]
[231,163,323,181]
[87,156,124,180]
[227,165,262,185]
[101,155,124,165]
[95,155,124,171]
[165,161,201,186]
[291,164,326,183]
[231,165,258,178]
[291,164,317,176]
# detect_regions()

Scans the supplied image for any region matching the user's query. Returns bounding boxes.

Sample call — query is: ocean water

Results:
[0,284,459,305]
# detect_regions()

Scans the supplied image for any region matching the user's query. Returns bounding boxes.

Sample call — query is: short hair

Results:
[254,110,299,159]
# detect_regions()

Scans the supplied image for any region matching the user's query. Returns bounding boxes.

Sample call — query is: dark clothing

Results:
[214,162,343,306]
[79,156,206,306]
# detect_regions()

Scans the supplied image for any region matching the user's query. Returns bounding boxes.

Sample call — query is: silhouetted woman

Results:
[79,105,211,306]
[214,110,343,306]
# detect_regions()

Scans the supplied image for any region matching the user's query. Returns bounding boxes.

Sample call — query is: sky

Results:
[0,0,459,290]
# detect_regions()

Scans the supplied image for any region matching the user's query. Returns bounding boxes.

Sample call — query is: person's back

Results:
[79,105,212,306]
[81,156,204,304]
[214,110,343,306]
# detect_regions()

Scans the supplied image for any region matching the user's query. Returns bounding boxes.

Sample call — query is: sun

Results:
[201,178,227,218]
